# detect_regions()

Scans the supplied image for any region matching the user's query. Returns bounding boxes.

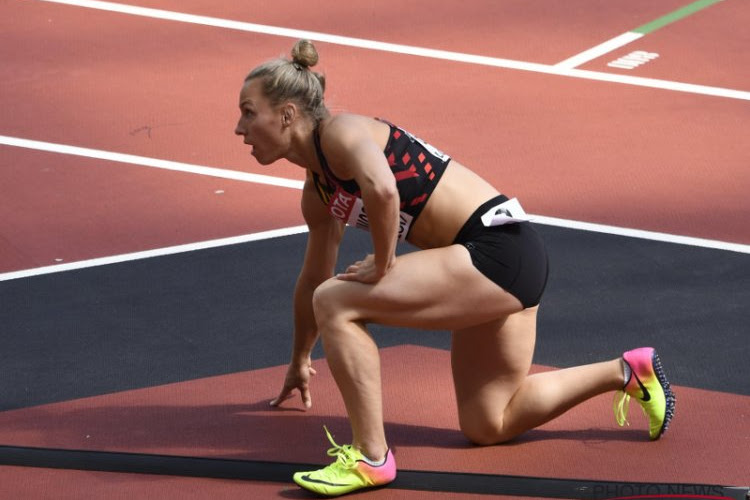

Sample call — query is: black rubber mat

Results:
[2,225,748,411]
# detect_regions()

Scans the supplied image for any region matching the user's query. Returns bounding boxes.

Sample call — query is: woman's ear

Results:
[281,103,297,127]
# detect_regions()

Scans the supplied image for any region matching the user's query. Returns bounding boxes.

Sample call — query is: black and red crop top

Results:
[311,118,451,241]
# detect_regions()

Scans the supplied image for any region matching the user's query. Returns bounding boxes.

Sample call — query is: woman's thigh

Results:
[312,244,524,332]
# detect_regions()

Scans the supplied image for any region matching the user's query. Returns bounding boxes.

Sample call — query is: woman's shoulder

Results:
[319,114,390,152]
[323,113,377,134]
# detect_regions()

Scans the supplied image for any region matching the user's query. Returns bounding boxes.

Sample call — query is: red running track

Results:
[1,0,748,274]
[0,1,748,498]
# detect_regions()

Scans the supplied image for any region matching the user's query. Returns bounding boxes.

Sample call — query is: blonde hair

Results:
[246,39,329,123]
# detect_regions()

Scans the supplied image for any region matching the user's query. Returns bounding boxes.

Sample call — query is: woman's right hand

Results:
[269,357,317,409]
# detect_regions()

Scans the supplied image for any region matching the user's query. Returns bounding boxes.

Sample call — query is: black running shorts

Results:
[453,195,549,308]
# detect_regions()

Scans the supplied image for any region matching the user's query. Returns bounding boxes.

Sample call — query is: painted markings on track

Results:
[530,215,750,255]
[632,0,725,35]
[1,211,747,283]
[0,226,310,282]
[555,32,644,69]
[0,135,304,189]
[557,0,724,69]
[608,51,660,70]
[34,0,750,101]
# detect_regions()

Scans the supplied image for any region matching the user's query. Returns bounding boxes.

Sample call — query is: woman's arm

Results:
[271,175,344,408]
[292,175,344,361]
[323,116,399,282]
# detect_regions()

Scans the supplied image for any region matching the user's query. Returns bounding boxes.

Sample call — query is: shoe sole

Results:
[652,350,676,439]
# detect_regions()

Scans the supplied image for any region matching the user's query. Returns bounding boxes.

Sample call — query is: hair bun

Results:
[291,39,319,69]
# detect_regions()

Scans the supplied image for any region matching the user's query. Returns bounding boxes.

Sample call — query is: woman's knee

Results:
[311,278,336,324]
[312,278,358,330]
[459,414,504,446]
[458,412,517,446]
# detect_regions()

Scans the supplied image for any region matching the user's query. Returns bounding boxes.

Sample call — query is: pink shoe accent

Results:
[623,347,656,397]
[359,449,397,485]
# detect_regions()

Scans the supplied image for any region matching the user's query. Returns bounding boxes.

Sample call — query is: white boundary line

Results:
[0,226,309,282]
[1,211,745,283]
[531,215,750,255]
[1,134,747,285]
[34,0,750,101]
[0,135,305,189]
[555,32,643,69]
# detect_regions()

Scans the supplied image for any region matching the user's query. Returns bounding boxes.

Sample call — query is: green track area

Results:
[634,0,725,34]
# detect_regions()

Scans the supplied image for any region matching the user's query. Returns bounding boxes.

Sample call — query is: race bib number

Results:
[402,129,450,162]
[327,186,413,241]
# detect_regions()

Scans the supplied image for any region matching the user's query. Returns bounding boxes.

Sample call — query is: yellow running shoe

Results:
[614,347,676,440]
[293,427,397,497]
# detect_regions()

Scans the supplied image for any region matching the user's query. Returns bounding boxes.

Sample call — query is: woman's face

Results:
[235,78,286,165]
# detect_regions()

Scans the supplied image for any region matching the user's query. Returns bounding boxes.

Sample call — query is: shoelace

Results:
[613,390,631,427]
[323,426,359,474]
[614,389,651,427]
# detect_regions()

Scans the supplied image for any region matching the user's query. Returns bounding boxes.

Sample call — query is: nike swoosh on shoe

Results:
[300,475,351,487]
[633,372,651,402]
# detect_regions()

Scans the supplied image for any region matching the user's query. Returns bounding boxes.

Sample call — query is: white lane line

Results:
[2,213,745,283]
[558,67,749,101]
[531,215,750,255]
[2,134,748,261]
[34,0,750,101]
[555,32,643,69]
[0,135,304,189]
[0,225,310,282]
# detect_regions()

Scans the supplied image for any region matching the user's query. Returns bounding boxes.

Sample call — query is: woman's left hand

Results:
[336,254,391,284]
